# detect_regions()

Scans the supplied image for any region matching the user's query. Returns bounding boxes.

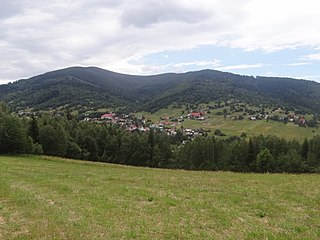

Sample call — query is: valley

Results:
[2,2,320,240]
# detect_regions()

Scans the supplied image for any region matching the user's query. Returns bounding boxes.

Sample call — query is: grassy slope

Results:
[138,107,320,141]
[184,118,320,140]
[0,156,319,239]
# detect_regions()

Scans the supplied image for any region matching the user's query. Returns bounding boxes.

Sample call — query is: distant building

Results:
[160,116,172,120]
[299,116,306,125]
[189,112,204,119]
[101,113,115,120]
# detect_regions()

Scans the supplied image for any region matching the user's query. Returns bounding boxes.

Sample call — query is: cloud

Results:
[120,0,210,28]
[0,0,320,82]
[216,64,264,71]
[302,53,320,61]
[284,62,311,66]
[173,60,221,68]
[0,1,23,19]
[102,60,222,76]
[299,75,320,82]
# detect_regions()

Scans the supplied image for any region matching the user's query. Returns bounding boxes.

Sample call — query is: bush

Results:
[214,129,226,136]
[66,141,82,159]
[33,143,43,155]
[240,132,247,138]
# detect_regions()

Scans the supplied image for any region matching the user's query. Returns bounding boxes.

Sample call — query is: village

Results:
[16,101,317,143]
[78,106,316,141]
[82,111,210,140]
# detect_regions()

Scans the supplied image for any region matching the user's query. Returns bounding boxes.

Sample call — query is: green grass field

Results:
[0,155,319,239]
[183,118,320,141]
[138,106,320,141]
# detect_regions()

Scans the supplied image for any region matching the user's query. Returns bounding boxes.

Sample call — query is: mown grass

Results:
[0,155,319,239]
[183,117,320,141]
[138,108,320,141]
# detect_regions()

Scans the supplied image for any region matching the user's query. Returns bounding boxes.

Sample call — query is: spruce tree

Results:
[29,115,40,143]
[301,138,309,160]
[256,148,273,173]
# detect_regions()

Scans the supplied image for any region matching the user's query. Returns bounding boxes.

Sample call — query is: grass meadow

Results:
[0,155,319,239]
[138,106,320,141]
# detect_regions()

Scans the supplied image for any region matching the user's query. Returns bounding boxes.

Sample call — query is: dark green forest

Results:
[1,102,319,173]
[2,67,320,114]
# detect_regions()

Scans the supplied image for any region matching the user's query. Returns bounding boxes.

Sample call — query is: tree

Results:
[255,148,273,173]
[39,125,67,156]
[276,150,304,173]
[66,108,73,121]
[247,138,256,171]
[66,141,82,159]
[0,115,30,153]
[174,130,184,144]
[214,129,225,136]
[29,116,40,143]
[80,136,98,160]
[301,138,309,160]
[147,129,155,166]
[306,135,320,172]
[0,102,10,114]
[154,133,172,168]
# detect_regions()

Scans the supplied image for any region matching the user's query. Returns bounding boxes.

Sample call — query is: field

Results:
[138,105,320,141]
[182,117,320,141]
[0,155,319,239]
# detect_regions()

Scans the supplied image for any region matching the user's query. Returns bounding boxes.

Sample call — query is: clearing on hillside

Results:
[0,155,319,239]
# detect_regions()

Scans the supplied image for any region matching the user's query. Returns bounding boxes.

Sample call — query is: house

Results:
[189,112,204,119]
[299,116,306,125]
[138,127,147,132]
[166,129,177,136]
[126,125,138,132]
[101,113,115,120]
[160,116,171,120]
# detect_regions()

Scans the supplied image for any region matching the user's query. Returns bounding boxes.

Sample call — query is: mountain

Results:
[1,66,320,113]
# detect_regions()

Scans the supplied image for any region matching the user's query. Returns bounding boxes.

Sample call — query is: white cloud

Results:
[284,62,311,66]
[302,53,320,61]
[222,0,320,52]
[120,0,210,28]
[216,63,264,71]
[259,72,320,82]
[173,60,221,68]
[299,75,320,82]
[0,0,320,82]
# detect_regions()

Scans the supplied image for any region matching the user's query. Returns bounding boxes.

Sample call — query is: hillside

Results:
[0,155,319,239]
[1,67,320,113]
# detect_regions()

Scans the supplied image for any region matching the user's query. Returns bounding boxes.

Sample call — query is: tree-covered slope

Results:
[1,66,320,113]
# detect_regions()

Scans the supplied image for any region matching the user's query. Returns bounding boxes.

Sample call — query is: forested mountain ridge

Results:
[1,66,320,113]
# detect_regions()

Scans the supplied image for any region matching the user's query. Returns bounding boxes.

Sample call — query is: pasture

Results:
[0,155,319,239]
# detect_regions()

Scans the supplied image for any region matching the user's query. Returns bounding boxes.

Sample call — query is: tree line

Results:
[0,103,319,173]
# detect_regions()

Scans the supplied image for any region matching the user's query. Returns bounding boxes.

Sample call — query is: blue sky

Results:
[137,46,320,81]
[1,0,320,83]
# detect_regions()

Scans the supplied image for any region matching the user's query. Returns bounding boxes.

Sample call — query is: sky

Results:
[1,0,320,84]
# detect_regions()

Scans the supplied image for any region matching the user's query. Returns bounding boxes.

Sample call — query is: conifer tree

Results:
[29,115,40,143]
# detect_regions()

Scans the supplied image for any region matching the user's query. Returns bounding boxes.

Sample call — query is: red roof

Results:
[190,112,203,117]
[101,113,115,119]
